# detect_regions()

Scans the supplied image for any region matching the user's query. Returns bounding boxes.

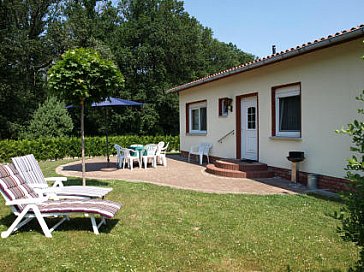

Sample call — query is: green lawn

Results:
[0,160,358,271]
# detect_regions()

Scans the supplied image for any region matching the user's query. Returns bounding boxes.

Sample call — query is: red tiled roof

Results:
[167,24,364,93]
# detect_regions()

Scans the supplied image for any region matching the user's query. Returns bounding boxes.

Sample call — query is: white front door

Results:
[241,96,258,161]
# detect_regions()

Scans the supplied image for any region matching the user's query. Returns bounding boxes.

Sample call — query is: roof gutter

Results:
[167,26,364,93]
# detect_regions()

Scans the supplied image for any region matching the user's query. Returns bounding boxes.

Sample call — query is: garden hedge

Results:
[0,135,180,162]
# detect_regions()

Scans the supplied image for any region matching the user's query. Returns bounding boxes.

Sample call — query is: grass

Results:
[0,159,359,271]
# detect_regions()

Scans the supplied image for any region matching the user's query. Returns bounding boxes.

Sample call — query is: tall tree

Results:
[0,0,254,139]
[0,0,59,139]
[109,0,254,135]
[46,0,120,57]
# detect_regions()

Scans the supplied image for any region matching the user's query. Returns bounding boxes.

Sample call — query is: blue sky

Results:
[183,0,364,57]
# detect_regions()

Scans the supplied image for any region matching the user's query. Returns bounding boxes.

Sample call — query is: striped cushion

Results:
[37,199,121,218]
[0,164,38,201]
[0,164,39,211]
[12,154,46,185]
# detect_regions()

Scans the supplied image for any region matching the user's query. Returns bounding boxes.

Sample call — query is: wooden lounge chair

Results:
[0,164,121,238]
[12,154,112,199]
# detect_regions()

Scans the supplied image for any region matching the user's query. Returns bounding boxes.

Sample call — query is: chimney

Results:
[272,45,276,55]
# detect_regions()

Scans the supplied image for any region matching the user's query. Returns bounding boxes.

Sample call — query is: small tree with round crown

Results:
[48,48,124,185]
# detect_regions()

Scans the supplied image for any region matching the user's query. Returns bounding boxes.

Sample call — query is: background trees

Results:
[0,0,59,139]
[0,0,254,140]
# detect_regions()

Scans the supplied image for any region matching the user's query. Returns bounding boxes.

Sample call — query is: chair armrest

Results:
[128,149,139,157]
[45,177,67,187]
[45,177,67,182]
[203,147,212,155]
[32,187,48,198]
[29,183,49,189]
[5,197,48,206]
[202,144,212,155]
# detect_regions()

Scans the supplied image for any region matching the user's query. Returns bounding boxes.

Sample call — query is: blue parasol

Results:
[67,97,143,165]
[92,97,143,107]
[92,97,143,165]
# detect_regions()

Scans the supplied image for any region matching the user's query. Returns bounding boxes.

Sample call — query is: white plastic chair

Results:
[156,142,169,166]
[121,147,141,170]
[114,144,125,169]
[188,143,212,165]
[142,144,158,169]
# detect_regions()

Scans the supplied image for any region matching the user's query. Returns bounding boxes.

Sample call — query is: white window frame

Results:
[189,101,207,134]
[275,85,301,138]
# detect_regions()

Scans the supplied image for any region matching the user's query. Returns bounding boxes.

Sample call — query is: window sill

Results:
[270,136,302,141]
[187,132,207,136]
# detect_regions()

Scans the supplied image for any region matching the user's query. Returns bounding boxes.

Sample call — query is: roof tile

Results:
[167,24,363,93]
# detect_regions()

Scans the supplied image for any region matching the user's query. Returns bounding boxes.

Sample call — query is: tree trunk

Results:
[81,99,86,186]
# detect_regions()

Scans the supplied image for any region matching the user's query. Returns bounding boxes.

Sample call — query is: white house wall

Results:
[179,38,364,179]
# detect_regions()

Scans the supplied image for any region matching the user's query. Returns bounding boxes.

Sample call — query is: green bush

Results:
[21,97,73,139]
[0,135,179,162]
[337,91,364,271]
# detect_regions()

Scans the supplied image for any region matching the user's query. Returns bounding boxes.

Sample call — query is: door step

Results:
[206,159,273,179]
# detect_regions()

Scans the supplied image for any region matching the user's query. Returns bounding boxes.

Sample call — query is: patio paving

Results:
[56,154,308,195]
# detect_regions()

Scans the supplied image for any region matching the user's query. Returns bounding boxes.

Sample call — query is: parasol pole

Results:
[105,108,110,166]
[81,98,86,186]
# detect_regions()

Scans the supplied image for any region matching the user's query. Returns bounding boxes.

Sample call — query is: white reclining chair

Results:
[0,164,121,238]
[188,143,212,165]
[12,154,112,199]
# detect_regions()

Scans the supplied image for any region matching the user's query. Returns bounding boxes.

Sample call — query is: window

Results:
[272,84,301,137]
[247,107,256,129]
[187,101,207,134]
[218,98,229,117]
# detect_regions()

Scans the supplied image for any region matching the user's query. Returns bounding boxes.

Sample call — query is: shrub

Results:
[21,97,73,139]
[337,91,364,271]
[0,135,179,162]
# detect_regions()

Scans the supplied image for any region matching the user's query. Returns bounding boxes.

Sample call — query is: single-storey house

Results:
[167,25,364,192]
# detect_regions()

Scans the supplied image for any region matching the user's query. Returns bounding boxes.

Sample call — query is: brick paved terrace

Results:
[56,154,310,195]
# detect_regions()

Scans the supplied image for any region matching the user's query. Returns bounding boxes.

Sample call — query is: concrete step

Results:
[206,164,247,178]
[214,159,269,171]
[206,164,274,179]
